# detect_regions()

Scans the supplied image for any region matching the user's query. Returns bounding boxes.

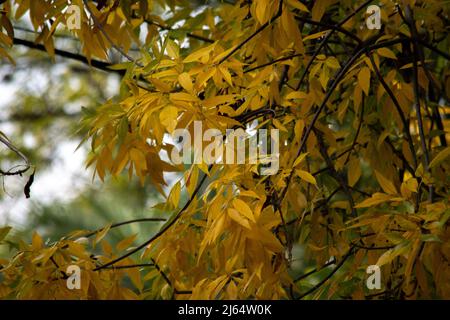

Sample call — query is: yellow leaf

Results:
[32,246,58,264]
[354,193,397,208]
[404,238,421,285]
[159,106,178,133]
[116,234,137,251]
[303,30,329,41]
[32,232,43,250]
[296,169,317,185]
[178,72,193,93]
[376,241,410,266]
[429,146,450,168]
[285,91,307,100]
[293,152,308,167]
[94,224,111,247]
[149,78,172,92]
[239,190,261,199]
[183,43,216,63]
[166,39,179,59]
[212,45,237,63]
[247,227,284,252]
[347,158,361,187]
[170,92,199,102]
[374,170,397,195]
[186,166,199,197]
[358,67,371,95]
[232,198,256,222]
[405,178,418,192]
[287,0,309,12]
[130,148,148,171]
[325,57,340,69]
[219,66,233,86]
[202,94,237,108]
[228,208,251,229]
[272,118,288,132]
[377,48,397,59]
[255,0,268,24]
[311,0,329,21]
[169,181,181,208]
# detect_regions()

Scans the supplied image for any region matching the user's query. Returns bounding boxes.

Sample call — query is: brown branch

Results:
[103,263,155,269]
[403,24,447,148]
[401,5,433,202]
[294,258,336,283]
[84,218,167,238]
[150,258,191,296]
[315,128,356,218]
[93,170,209,271]
[368,53,418,169]
[13,37,125,75]
[293,15,362,45]
[343,93,365,165]
[279,37,400,206]
[418,38,450,61]
[0,131,31,176]
[244,52,305,73]
[296,246,356,299]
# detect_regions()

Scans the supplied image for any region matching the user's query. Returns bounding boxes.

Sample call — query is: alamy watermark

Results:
[366,265,381,290]
[66,265,81,290]
[66,5,81,30]
[366,5,381,30]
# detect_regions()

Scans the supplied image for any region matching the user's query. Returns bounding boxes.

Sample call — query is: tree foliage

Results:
[0,0,449,299]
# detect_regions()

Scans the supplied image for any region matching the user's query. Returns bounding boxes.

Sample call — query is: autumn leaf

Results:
[354,193,398,208]
[1,0,449,301]
[232,198,256,222]
[296,169,317,185]
[358,67,371,95]
[429,147,450,168]
[374,170,398,195]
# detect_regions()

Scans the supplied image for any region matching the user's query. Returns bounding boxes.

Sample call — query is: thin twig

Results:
[84,218,167,238]
[296,246,356,299]
[0,131,31,176]
[13,37,125,75]
[294,258,336,283]
[368,53,418,169]
[93,170,209,271]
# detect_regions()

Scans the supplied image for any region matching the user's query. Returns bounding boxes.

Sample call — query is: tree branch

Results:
[13,37,125,75]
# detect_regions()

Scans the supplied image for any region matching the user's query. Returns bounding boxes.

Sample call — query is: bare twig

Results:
[0,131,31,176]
